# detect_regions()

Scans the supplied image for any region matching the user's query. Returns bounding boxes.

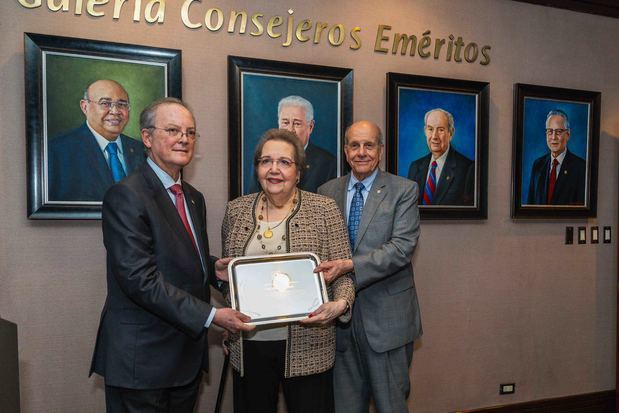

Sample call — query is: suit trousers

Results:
[334,310,413,413]
[104,373,201,413]
[233,340,334,413]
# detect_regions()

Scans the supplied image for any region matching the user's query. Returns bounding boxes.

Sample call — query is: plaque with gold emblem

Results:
[227,252,328,325]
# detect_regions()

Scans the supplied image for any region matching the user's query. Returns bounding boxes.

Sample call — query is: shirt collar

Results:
[147,157,181,188]
[348,168,379,191]
[432,146,450,163]
[87,121,124,155]
[551,149,568,164]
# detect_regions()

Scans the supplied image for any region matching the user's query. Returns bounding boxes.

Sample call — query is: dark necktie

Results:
[169,184,198,250]
[105,142,126,183]
[348,182,365,248]
[422,161,438,205]
[547,158,559,204]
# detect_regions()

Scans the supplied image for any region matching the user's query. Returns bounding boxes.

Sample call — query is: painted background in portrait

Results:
[45,53,166,141]
[242,73,340,193]
[520,97,589,202]
[397,87,477,177]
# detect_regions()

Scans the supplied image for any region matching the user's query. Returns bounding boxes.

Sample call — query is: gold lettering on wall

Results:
[295,19,311,42]
[181,0,200,29]
[266,15,283,38]
[87,0,109,18]
[144,0,164,23]
[228,10,247,33]
[205,7,224,31]
[15,1,492,65]
[18,0,42,8]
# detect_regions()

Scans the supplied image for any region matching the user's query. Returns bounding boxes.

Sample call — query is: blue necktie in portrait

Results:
[105,142,126,183]
[348,182,365,247]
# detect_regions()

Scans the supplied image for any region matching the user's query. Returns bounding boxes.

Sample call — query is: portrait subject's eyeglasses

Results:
[545,128,568,136]
[85,99,130,111]
[257,157,296,169]
[148,127,200,140]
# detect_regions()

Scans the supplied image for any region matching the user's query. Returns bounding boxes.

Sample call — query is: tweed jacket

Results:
[222,190,355,377]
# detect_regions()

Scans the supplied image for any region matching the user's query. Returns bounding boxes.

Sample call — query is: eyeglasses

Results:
[149,127,200,140]
[257,157,296,169]
[86,99,130,111]
[545,128,568,136]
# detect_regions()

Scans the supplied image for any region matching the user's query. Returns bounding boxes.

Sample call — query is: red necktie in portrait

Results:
[547,158,559,204]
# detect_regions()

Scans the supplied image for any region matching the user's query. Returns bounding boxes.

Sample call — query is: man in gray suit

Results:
[317,120,421,413]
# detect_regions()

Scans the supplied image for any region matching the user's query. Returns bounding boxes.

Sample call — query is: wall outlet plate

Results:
[500,383,515,394]
[565,226,573,244]
[578,227,586,244]
[603,226,611,243]
[591,226,599,244]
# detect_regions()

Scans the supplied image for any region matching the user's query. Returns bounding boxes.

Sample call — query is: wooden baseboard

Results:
[456,390,615,413]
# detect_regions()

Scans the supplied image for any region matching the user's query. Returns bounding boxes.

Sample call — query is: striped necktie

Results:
[422,161,438,205]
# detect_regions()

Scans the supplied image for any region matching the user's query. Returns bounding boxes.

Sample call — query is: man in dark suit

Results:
[90,98,253,413]
[48,79,146,202]
[278,95,337,192]
[317,120,421,413]
[407,108,474,205]
[527,109,586,205]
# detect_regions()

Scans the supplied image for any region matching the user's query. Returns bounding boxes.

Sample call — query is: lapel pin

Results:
[377,189,381,194]
[563,170,568,175]
[446,176,451,181]
[191,200,196,205]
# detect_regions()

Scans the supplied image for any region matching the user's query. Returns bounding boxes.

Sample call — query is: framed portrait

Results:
[511,83,600,218]
[25,32,181,220]
[228,55,353,198]
[386,73,489,220]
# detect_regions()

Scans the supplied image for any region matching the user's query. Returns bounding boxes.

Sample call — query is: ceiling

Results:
[512,0,619,18]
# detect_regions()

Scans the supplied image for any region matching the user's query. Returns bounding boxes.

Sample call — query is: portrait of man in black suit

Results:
[407,108,474,206]
[277,95,337,193]
[47,79,146,202]
[527,109,586,205]
[248,95,337,194]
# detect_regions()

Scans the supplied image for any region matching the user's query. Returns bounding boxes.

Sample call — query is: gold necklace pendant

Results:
[263,228,274,239]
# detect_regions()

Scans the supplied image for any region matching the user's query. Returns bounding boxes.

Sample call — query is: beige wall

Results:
[0,0,617,412]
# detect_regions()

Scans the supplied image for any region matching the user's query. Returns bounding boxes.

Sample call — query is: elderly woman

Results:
[220,128,355,413]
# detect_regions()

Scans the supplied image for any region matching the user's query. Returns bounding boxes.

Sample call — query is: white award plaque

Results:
[227,252,328,325]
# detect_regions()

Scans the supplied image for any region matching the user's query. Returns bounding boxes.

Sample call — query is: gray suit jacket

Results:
[318,170,422,353]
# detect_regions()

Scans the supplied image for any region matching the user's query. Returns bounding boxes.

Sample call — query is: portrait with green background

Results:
[45,53,166,141]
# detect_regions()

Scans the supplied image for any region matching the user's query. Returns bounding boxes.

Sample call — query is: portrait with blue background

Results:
[397,87,478,177]
[241,73,340,194]
[520,98,589,203]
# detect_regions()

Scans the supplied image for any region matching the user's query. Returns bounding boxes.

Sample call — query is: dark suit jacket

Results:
[301,142,337,193]
[407,147,474,205]
[318,171,422,353]
[249,141,337,193]
[48,123,145,202]
[527,149,586,205]
[90,163,218,389]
